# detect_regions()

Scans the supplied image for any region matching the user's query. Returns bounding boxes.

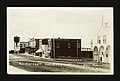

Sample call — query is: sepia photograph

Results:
[7,7,113,75]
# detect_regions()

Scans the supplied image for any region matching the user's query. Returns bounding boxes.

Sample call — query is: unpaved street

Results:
[8,54,110,73]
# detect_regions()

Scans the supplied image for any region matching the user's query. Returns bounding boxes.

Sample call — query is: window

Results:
[24,44,26,47]
[68,42,71,48]
[56,42,60,48]
[20,44,22,48]
[102,52,104,55]
[97,36,101,44]
[103,35,106,43]
[106,54,108,57]
[42,39,48,45]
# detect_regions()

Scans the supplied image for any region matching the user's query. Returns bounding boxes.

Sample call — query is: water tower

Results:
[14,36,20,53]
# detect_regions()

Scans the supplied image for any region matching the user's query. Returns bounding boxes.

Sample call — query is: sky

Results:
[7,7,113,50]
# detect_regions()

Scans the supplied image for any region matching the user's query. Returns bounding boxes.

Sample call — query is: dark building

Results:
[35,39,40,50]
[50,38,81,58]
[19,42,29,53]
[20,37,93,59]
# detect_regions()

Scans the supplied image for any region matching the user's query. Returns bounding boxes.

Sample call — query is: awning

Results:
[36,49,43,53]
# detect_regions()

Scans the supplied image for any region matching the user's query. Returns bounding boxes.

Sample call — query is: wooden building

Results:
[21,38,93,59]
[51,38,81,58]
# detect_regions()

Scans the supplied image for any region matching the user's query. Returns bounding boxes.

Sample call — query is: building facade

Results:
[92,22,112,63]
[34,38,93,59]
[19,42,29,53]
[51,38,81,58]
[28,38,39,54]
[19,37,93,59]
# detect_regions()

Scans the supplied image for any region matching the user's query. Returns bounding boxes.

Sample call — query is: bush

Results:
[9,50,14,54]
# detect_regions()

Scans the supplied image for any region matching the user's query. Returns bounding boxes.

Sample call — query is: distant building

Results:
[20,42,29,48]
[28,38,39,54]
[19,42,29,53]
[18,37,93,59]
[92,22,111,63]
[33,38,93,59]
[26,38,50,57]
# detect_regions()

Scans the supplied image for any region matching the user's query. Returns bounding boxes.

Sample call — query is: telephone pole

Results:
[91,39,93,51]
[77,40,78,61]
[53,37,55,60]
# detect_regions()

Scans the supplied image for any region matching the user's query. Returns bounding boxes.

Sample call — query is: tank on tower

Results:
[14,36,20,54]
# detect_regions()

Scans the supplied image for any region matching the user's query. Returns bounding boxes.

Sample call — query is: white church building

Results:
[92,21,112,63]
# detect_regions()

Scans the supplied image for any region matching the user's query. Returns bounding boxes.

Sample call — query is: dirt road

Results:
[8,65,28,74]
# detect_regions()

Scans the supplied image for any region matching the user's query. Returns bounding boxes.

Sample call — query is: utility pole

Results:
[14,42,15,50]
[28,26,31,41]
[77,40,78,61]
[53,37,55,60]
[91,39,93,51]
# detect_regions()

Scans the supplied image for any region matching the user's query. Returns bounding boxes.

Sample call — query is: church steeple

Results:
[102,15,104,26]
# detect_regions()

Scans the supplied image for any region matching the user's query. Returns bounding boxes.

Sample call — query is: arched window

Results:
[99,46,104,57]
[93,46,98,54]
[106,45,110,58]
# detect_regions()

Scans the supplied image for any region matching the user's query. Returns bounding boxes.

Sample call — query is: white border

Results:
[7,7,114,75]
